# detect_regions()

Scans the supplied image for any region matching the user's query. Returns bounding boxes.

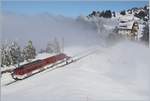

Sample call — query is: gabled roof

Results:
[118,14,134,22]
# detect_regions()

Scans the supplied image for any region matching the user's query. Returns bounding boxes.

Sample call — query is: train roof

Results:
[15,60,42,70]
[14,53,68,71]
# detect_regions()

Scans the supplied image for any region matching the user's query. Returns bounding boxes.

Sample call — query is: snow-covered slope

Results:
[2,41,150,101]
[1,6,149,100]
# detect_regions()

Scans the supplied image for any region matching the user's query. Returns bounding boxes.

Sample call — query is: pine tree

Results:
[1,44,11,66]
[9,41,23,65]
[91,11,96,16]
[1,43,13,66]
[141,24,149,46]
[120,10,126,15]
[100,11,105,17]
[104,10,112,18]
[112,11,116,17]
[23,40,36,61]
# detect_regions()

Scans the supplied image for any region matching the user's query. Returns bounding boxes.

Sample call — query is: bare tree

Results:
[46,38,61,54]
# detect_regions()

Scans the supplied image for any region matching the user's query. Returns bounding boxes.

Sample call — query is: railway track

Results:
[4,48,98,86]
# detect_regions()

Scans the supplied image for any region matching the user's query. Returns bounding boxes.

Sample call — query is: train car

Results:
[43,53,70,65]
[11,60,45,80]
[11,53,71,80]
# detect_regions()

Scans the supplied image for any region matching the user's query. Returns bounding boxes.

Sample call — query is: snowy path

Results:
[1,42,150,101]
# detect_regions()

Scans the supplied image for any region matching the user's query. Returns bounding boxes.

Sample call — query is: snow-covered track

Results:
[4,48,98,86]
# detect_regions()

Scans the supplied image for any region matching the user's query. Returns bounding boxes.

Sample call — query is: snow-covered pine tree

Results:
[1,43,12,66]
[23,40,36,61]
[1,44,10,67]
[9,41,23,66]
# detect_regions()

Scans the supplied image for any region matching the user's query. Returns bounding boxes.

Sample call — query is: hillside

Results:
[2,41,150,101]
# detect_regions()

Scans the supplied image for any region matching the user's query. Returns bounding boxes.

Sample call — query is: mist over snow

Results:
[2,12,106,50]
[1,12,150,100]
[105,41,150,96]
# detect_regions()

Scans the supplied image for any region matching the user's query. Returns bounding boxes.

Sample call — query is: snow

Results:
[1,10,149,101]
[118,14,134,22]
[1,41,150,101]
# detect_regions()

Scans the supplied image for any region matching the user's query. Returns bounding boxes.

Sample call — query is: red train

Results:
[11,53,71,80]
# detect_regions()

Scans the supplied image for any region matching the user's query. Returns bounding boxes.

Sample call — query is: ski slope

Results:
[1,41,150,101]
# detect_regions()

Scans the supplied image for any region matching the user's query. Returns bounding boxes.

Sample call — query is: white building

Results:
[118,15,139,39]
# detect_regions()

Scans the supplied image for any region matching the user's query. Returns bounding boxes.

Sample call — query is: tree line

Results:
[1,40,36,67]
[88,10,114,18]
[1,38,62,67]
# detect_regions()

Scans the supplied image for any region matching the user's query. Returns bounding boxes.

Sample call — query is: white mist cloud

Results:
[107,41,150,96]
[2,12,104,50]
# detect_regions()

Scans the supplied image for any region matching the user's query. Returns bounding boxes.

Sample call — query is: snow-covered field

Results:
[1,41,150,101]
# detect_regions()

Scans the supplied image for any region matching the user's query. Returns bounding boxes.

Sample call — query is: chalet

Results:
[118,16,139,39]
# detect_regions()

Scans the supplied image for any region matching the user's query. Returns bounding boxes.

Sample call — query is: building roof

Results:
[118,14,135,30]
[119,20,134,30]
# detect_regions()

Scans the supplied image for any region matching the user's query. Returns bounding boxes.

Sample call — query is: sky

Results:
[1,1,149,17]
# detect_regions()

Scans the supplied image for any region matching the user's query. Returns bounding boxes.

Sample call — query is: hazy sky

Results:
[1,1,148,17]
